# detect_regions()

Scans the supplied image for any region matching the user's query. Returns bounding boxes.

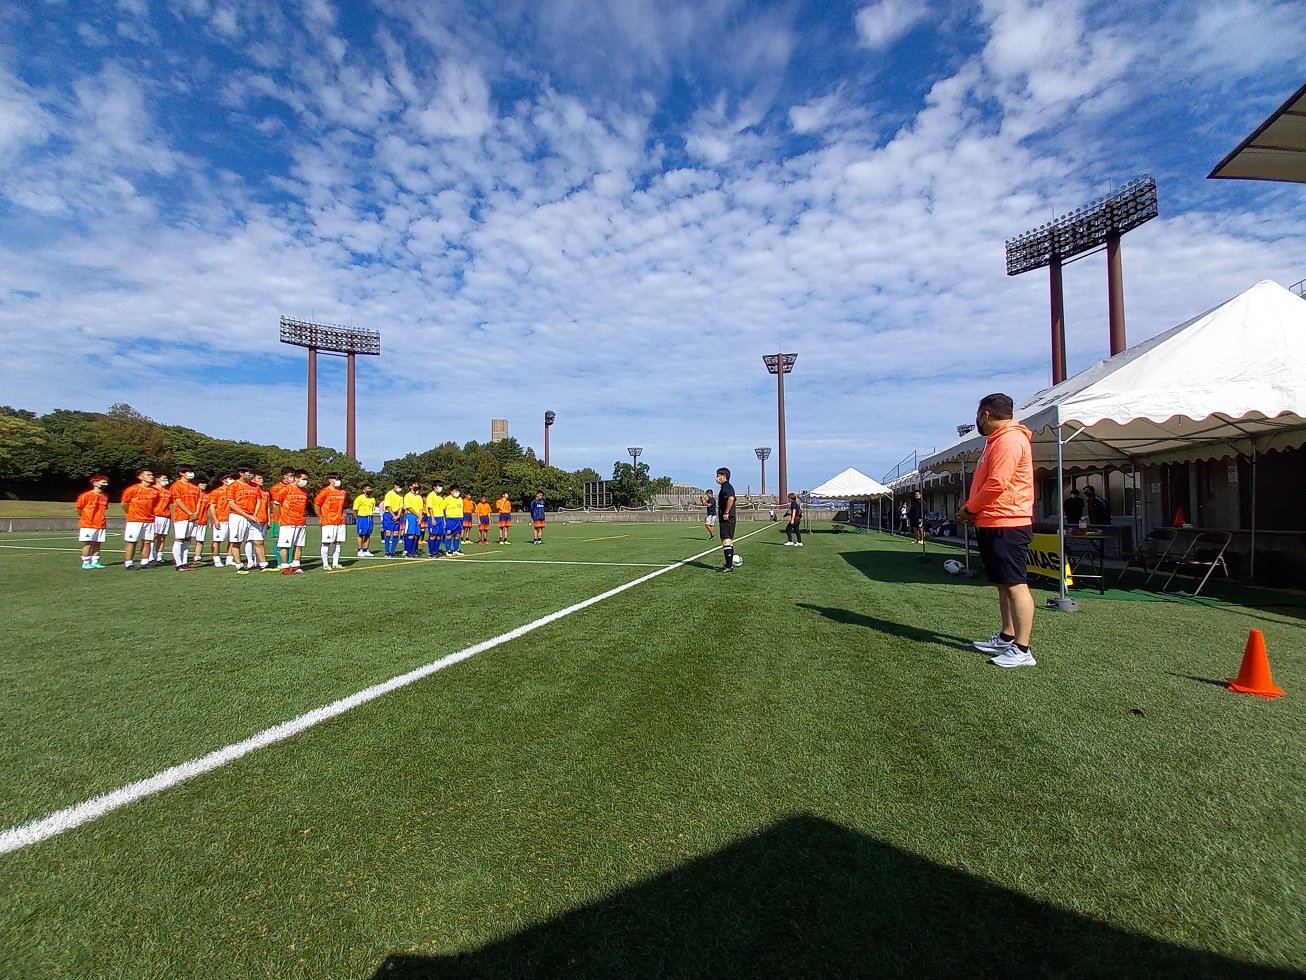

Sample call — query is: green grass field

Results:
[0,499,126,518]
[1,523,1303,978]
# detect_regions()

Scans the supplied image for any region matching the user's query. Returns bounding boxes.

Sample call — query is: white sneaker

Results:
[784,541,794,546]
[795,542,804,547]
[973,634,1015,653]
[989,649,1036,668]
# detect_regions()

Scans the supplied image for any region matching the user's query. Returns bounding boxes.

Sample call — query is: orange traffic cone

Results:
[1227,630,1283,698]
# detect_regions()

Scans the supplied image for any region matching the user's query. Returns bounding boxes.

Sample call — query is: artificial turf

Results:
[0,523,1302,978]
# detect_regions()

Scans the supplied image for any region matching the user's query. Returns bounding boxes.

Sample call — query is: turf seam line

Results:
[0,525,767,855]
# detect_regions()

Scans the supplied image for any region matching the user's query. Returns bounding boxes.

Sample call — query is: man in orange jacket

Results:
[955,393,1037,668]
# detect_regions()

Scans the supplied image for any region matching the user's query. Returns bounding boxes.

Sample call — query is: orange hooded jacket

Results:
[965,419,1034,528]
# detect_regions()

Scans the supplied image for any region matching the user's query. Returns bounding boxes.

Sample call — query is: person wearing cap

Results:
[75,475,111,569]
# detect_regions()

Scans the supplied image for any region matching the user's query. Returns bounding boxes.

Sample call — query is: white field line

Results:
[0,525,766,855]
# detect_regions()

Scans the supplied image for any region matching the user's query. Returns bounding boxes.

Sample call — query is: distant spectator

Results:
[1064,488,1085,526]
[907,489,925,544]
[1083,484,1110,525]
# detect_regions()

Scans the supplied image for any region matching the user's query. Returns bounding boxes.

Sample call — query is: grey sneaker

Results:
[973,634,1015,653]
[989,649,1036,668]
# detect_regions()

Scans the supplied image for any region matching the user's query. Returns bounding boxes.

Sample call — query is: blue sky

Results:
[2,0,1304,490]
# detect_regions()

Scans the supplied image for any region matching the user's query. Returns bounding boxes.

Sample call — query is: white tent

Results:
[923,280,1306,471]
[921,279,1306,582]
[809,467,891,499]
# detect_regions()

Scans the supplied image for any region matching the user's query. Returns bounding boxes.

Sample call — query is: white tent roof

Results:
[922,280,1306,473]
[809,467,891,499]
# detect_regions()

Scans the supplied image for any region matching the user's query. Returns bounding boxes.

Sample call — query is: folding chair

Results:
[1116,527,1179,586]
[1161,530,1232,595]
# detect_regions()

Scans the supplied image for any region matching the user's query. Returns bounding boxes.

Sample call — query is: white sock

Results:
[244,542,254,565]
[173,542,184,566]
[331,544,340,564]
[321,546,329,566]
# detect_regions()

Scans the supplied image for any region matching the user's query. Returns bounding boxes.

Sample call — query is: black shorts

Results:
[718,519,736,540]
[976,525,1033,585]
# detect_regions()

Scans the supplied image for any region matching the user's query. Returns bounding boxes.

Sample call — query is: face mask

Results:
[297,479,308,487]
[453,492,460,498]
[330,480,341,487]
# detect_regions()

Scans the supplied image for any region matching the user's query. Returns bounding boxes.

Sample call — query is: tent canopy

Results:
[809,467,891,499]
[1209,80,1306,184]
[922,280,1306,473]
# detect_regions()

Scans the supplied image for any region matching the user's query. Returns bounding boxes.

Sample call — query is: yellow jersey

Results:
[445,494,465,519]
[383,489,405,515]
[426,492,445,517]
[352,493,376,517]
[403,491,425,516]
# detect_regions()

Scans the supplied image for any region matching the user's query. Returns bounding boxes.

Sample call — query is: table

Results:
[1064,530,1108,594]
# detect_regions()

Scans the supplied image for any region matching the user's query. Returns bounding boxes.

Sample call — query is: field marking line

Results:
[583,534,629,542]
[0,525,768,855]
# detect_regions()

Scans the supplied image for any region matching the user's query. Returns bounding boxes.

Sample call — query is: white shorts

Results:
[123,521,150,543]
[705,515,716,526]
[247,522,267,542]
[214,520,229,542]
[153,517,171,536]
[78,528,106,543]
[320,524,346,544]
[173,520,195,540]
[191,524,207,542]
[227,515,250,543]
[278,525,306,549]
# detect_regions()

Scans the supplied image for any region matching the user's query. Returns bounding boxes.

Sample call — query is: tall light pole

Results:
[544,411,556,468]
[627,447,642,472]
[279,316,381,458]
[755,447,771,497]
[762,353,797,503]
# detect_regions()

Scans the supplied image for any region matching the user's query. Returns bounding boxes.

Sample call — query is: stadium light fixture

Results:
[279,315,381,459]
[1004,176,1157,382]
[763,353,797,502]
[755,447,771,497]
[627,447,643,472]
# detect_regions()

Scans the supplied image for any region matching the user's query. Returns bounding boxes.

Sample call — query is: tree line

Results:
[0,405,674,508]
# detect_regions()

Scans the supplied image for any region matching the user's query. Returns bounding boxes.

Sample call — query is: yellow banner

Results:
[1027,533,1072,587]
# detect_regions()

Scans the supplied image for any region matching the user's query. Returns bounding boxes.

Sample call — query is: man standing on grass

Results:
[315,473,348,570]
[382,481,404,557]
[189,477,211,564]
[277,470,310,573]
[224,466,258,570]
[783,492,803,547]
[76,475,110,569]
[955,393,1037,668]
[716,467,737,573]
[148,473,171,566]
[168,466,202,572]
[425,481,447,558]
[444,486,465,556]
[352,483,376,556]
[402,480,425,558]
[496,491,513,545]
[703,491,716,539]
[121,468,158,571]
[530,490,546,545]
[269,466,297,567]
[210,473,235,566]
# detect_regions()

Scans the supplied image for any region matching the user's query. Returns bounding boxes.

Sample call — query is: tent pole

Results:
[915,451,929,562]
[961,457,971,571]
[1047,423,1077,611]
[1250,446,1257,582]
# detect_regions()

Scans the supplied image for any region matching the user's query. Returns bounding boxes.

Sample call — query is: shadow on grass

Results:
[1100,574,1306,624]
[797,603,975,651]
[1167,671,1234,689]
[369,814,1294,980]
[839,548,991,588]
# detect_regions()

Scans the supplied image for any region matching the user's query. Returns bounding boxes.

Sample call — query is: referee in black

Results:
[716,467,737,572]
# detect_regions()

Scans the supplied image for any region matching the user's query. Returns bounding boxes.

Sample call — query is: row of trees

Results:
[0,405,674,508]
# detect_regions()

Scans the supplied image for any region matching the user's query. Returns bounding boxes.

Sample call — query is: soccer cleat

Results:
[176,565,194,573]
[236,568,251,575]
[795,542,804,547]
[718,564,733,573]
[989,649,1036,668]
[784,541,794,546]
[973,634,1016,653]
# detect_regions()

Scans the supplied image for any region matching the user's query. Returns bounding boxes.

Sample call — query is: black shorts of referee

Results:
[975,525,1033,585]
[718,519,736,541]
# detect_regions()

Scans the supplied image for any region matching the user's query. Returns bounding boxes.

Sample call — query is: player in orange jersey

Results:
[247,471,274,571]
[75,475,111,568]
[268,466,296,567]
[189,476,211,564]
[315,473,348,570]
[277,469,310,573]
[120,468,159,570]
[209,473,235,566]
[461,491,473,542]
[474,496,492,544]
[225,465,262,570]
[145,474,171,566]
[495,492,513,545]
[168,466,202,572]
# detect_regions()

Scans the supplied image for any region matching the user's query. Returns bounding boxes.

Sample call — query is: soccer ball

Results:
[943,559,963,575]
[732,554,743,566]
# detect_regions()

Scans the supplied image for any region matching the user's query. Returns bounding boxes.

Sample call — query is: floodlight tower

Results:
[279,316,381,459]
[763,353,797,503]
[544,411,556,467]
[755,447,771,497]
[1005,176,1157,383]
[627,446,643,472]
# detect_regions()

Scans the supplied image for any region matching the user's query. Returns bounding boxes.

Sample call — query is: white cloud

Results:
[855,0,930,51]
